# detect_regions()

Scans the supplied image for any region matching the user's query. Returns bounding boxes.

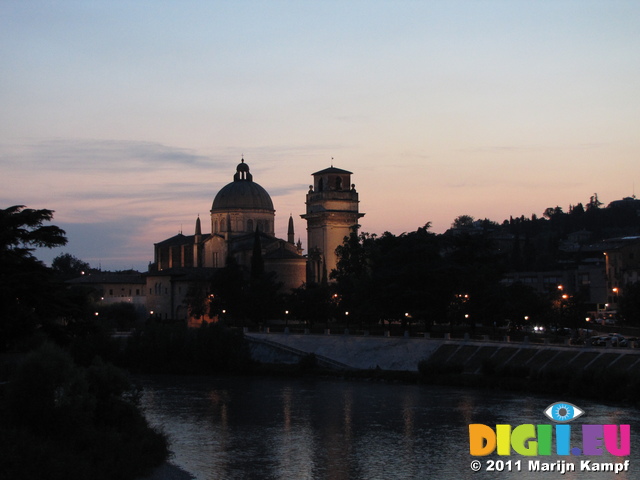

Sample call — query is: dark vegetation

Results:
[121,321,251,374]
[1,343,168,480]
[289,195,640,334]
[0,206,168,480]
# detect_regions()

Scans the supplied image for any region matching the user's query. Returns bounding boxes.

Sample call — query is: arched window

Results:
[318,178,324,192]
[335,176,343,190]
[247,219,254,232]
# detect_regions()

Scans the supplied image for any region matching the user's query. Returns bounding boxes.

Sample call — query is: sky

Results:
[1,1,639,271]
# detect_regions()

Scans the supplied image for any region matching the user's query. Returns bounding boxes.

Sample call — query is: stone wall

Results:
[245,332,640,375]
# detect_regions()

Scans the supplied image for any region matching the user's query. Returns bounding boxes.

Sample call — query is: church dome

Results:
[211,159,274,212]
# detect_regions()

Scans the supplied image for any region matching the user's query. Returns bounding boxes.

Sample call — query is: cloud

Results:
[1,138,217,173]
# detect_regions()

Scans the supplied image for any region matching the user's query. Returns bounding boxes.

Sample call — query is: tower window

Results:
[335,176,343,190]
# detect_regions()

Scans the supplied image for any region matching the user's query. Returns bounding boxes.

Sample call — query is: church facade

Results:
[145,158,363,322]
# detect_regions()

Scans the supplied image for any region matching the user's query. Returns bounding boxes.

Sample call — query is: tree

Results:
[0,205,66,256]
[0,206,67,350]
[452,215,475,229]
[52,253,91,280]
[250,229,265,278]
[587,193,603,211]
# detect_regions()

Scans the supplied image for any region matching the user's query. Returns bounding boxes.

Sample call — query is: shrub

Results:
[0,343,168,480]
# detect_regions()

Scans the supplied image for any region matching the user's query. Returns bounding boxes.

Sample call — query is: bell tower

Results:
[301,166,364,283]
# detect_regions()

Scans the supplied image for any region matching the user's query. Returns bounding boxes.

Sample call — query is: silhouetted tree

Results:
[209,255,246,321]
[0,206,67,350]
[52,253,91,280]
[451,214,475,229]
[250,229,264,278]
[289,282,332,330]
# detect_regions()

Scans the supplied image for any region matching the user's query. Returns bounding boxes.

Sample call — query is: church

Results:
[145,158,364,322]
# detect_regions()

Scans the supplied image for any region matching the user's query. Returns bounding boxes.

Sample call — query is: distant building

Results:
[68,159,363,324]
[301,167,364,283]
[152,158,305,280]
[146,158,306,320]
[603,236,640,308]
[146,158,362,321]
[66,271,147,316]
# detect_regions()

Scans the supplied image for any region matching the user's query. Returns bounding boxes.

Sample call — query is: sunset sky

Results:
[2,1,639,271]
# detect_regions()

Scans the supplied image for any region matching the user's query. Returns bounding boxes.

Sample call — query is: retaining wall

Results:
[245,332,640,375]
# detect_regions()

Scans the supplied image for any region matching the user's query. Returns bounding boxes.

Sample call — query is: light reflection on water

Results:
[138,375,640,480]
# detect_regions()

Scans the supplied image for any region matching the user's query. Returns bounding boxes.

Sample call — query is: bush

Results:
[121,321,252,374]
[0,343,168,480]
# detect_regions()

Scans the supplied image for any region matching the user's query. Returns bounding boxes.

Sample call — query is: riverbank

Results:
[245,332,640,406]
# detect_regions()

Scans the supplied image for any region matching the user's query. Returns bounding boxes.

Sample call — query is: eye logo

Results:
[544,402,584,423]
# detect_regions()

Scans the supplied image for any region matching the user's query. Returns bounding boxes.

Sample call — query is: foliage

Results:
[0,205,169,479]
[0,343,168,480]
[0,206,68,350]
[209,255,283,323]
[451,214,475,229]
[52,253,91,280]
[0,205,67,256]
[96,302,140,331]
[121,321,251,374]
[331,224,507,328]
[288,281,333,328]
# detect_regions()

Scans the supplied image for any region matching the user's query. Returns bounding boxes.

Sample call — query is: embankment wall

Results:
[245,332,640,375]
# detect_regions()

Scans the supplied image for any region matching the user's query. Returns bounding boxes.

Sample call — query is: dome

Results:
[212,181,274,211]
[211,159,274,212]
[236,160,250,173]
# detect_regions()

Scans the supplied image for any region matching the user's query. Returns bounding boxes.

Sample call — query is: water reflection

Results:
[139,376,639,480]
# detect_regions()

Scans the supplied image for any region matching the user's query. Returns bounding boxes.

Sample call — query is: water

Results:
[138,375,640,480]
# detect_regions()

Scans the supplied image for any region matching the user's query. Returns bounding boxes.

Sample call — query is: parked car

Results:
[589,333,634,347]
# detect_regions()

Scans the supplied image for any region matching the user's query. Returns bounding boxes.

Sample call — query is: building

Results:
[301,166,364,283]
[68,159,362,324]
[603,236,640,308]
[66,271,147,317]
[153,158,305,277]
[147,159,363,321]
[147,158,309,321]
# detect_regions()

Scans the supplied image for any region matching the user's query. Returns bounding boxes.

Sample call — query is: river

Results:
[138,375,639,480]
